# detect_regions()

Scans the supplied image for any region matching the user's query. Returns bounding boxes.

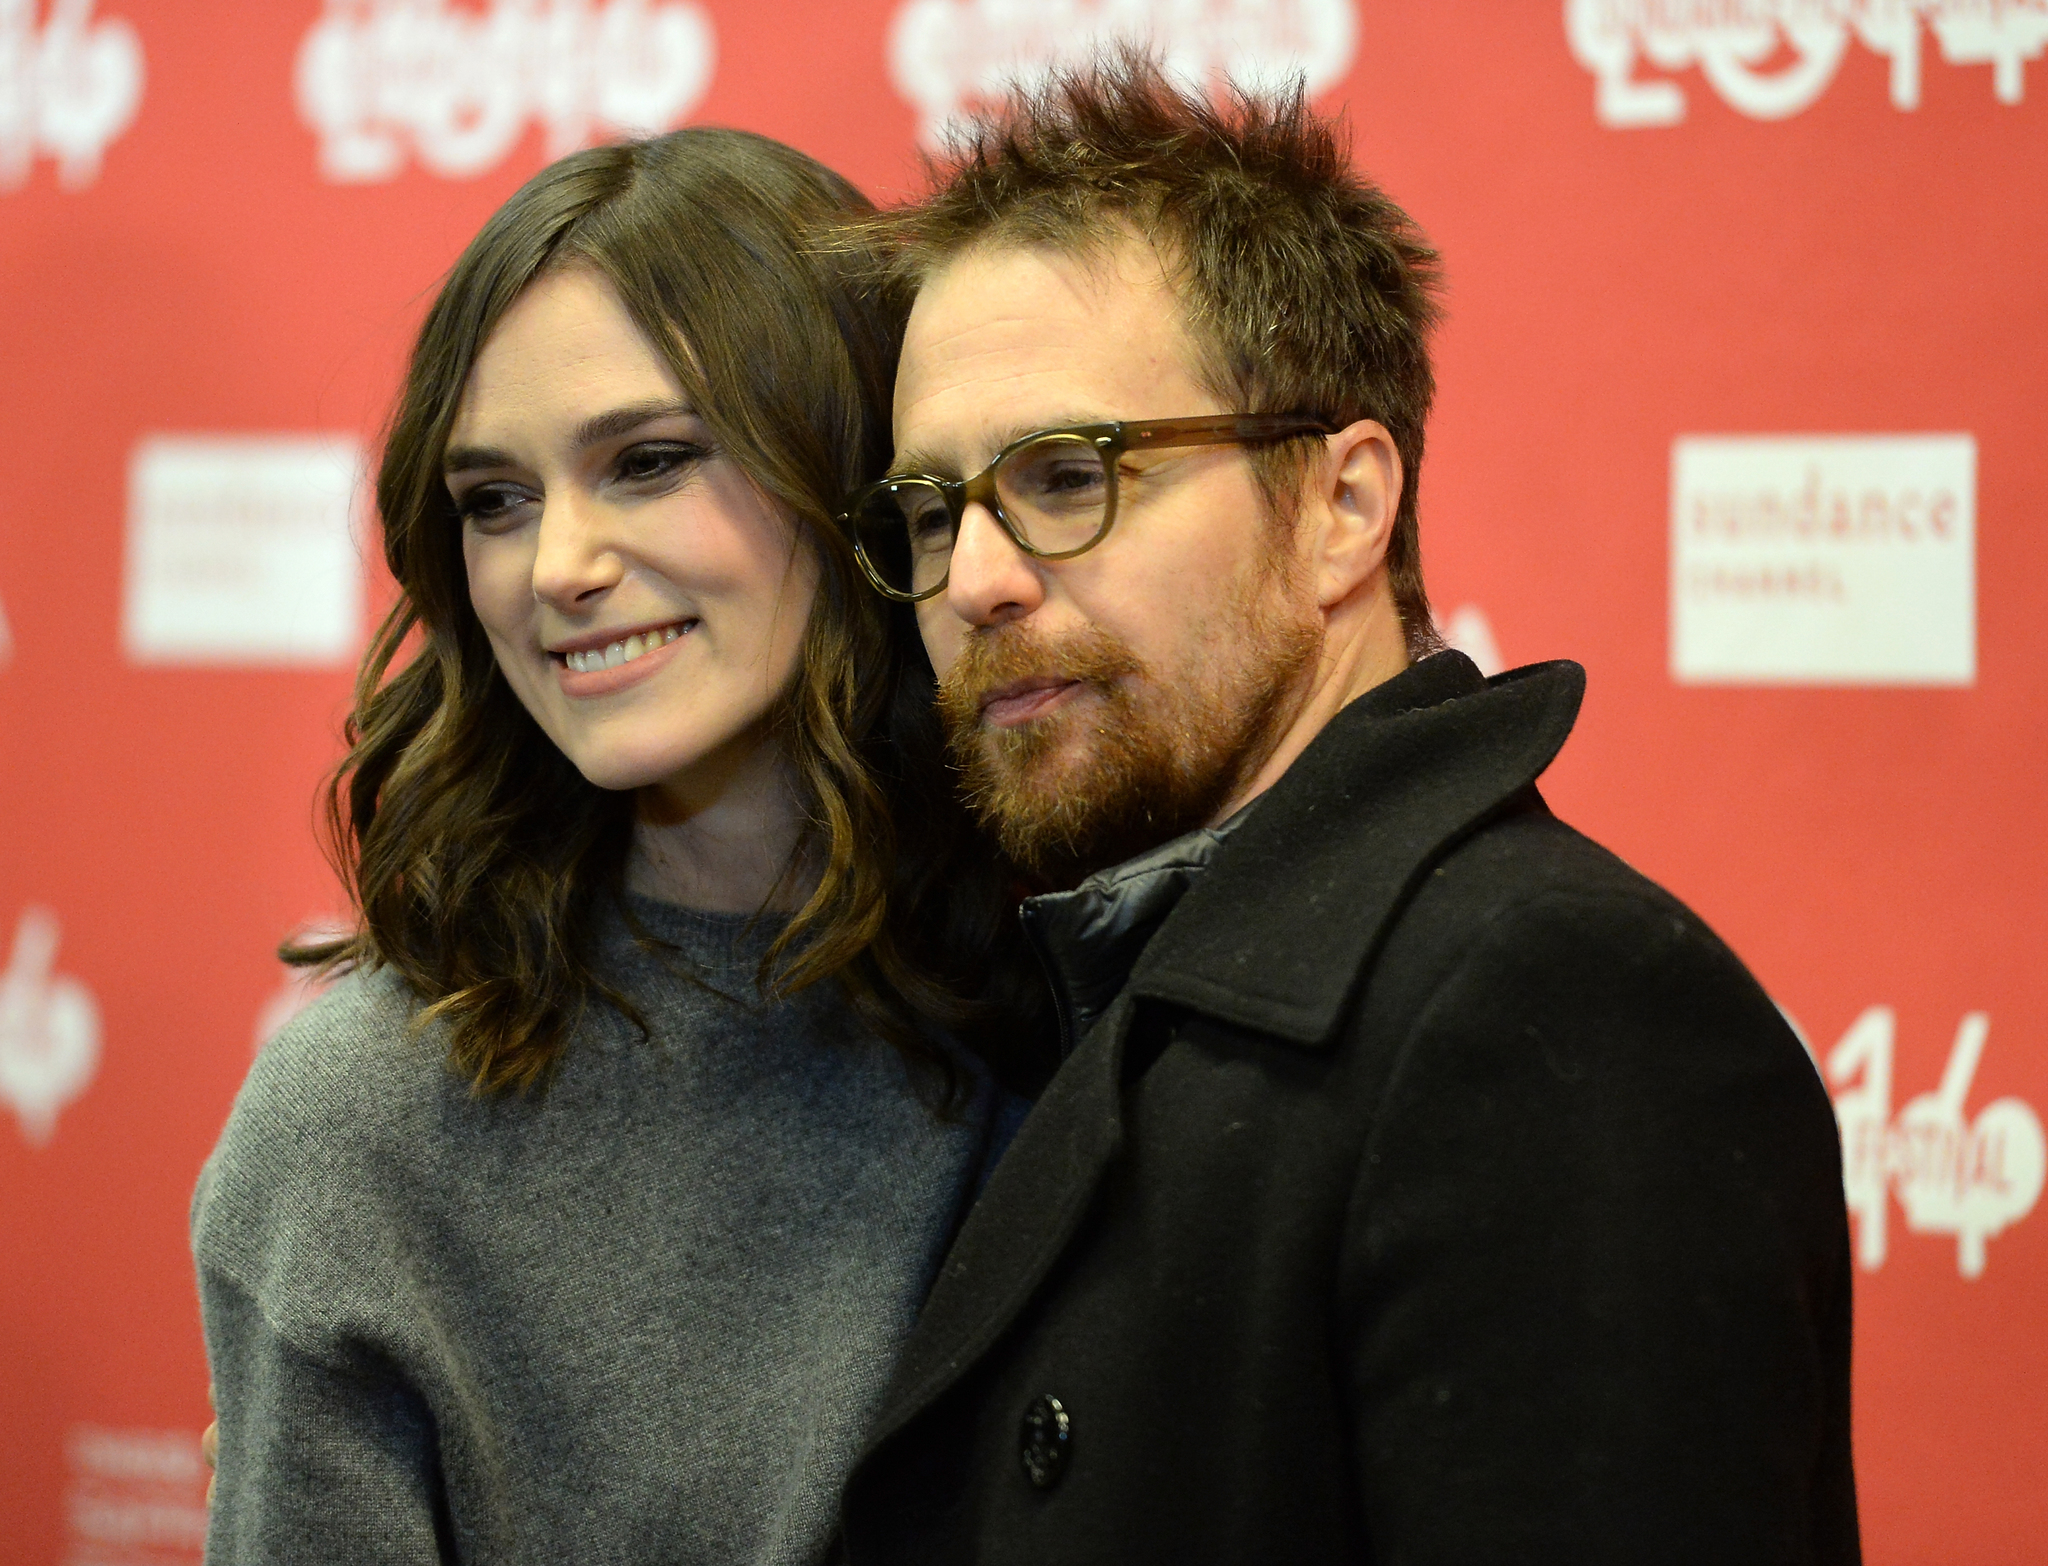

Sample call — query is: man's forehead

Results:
[891,237,1199,471]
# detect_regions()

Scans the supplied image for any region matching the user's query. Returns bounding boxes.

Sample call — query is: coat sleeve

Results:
[200,1264,449,1565]
[1336,888,1859,1566]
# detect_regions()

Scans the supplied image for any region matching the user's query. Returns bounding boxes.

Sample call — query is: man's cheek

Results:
[915,607,964,681]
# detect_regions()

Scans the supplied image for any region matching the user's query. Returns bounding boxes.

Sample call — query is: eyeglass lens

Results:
[852,434,1112,597]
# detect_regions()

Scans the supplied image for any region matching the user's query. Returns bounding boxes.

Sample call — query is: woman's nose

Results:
[529,493,624,610]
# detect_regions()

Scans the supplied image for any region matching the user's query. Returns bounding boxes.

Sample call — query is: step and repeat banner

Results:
[3,2,2043,1561]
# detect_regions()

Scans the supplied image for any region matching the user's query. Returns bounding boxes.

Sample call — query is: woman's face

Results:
[449,266,818,799]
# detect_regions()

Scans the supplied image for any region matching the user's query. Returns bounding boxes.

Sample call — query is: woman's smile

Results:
[549,618,698,695]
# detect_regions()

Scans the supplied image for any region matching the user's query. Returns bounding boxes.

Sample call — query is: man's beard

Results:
[936,576,1321,888]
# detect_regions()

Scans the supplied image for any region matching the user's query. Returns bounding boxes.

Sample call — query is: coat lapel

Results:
[858,988,1136,1454]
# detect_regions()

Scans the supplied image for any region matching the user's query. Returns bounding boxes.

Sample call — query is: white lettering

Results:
[0,0,143,191]
[1669,434,1975,686]
[1821,1006,2046,1278]
[1441,603,1505,677]
[888,0,1357,148]
[65,1426,210,1561]
[0,906,100,1147]
[295,0,715,183]
[1566,0,2048,124]
[124,435,366,667]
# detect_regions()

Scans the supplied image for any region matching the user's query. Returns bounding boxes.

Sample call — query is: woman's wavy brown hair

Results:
[295,128,1044,1102]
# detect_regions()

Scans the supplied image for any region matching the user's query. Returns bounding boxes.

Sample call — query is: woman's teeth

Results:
[563,624,686,674]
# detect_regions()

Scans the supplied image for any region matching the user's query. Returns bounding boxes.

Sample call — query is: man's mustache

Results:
[935,624,1145,731]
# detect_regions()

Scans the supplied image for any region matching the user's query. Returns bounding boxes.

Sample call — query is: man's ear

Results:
[1304,419,1402,610]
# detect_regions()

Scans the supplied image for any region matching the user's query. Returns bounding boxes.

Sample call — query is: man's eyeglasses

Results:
[841,413,1336,603]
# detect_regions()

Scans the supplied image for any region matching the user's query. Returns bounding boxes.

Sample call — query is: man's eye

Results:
[1041,461,1104,493]
[905,502,955,551]
[617,441,709,486]
[1007,455,1106,509]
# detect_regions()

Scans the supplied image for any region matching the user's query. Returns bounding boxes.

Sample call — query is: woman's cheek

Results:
[464,534,533,642]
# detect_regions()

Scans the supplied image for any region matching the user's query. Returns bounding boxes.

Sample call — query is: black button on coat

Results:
[1017,1396,1069,1490]
[841,655,1859,1565]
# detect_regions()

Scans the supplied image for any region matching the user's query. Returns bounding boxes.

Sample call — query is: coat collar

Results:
[1131,651,1585,1045]
[1018,817,1242,1057]
[1015,651,1586,1060]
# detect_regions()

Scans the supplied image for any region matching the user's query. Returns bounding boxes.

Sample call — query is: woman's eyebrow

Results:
[443,441,515,476]
[572,399,696,450]
[443,400,697,475]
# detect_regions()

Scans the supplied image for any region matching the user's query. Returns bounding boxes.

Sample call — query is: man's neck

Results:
[1021,818,1240,1053]
[1210,590,1414,826]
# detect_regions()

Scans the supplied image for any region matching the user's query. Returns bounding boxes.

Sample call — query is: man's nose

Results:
[530,493,624,610]
[944,500,1045,628]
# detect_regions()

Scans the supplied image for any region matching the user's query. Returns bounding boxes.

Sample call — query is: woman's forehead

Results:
[449,270,690,449]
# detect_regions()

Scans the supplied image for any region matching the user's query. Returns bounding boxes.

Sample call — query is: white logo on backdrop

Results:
[295,0,716,183]
[1441,603,1505,677]
[1797,1006,2046,1278]
[0,0,143,191]
[1567,0,2048,127]
[124,435,366,667]
[0,906,101,1147]
[66,1425,209,1564]
[252,918,352,1052]
[889,0,1358,148]
[1669,434,1975,686]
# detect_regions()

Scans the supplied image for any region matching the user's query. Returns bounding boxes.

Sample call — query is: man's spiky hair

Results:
[871,50,1446,653]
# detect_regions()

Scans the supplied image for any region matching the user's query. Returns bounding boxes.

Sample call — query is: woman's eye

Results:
[616,441,709,487]
[456,484,533,531]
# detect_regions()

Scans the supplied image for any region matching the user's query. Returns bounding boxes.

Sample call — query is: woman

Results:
[192,129,1042,1564]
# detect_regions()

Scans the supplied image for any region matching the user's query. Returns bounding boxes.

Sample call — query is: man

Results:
[834,58,1858,1564]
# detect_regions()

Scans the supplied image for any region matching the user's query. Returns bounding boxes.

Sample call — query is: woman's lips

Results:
[981,678,1081,728]
[552,621,694,697]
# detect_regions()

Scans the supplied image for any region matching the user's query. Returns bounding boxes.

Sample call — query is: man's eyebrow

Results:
[442,399,698,475]
[888,415,1106,480]
[887,446,958,481]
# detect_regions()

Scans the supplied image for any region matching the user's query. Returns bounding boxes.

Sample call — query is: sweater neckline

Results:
[610,891,792,968]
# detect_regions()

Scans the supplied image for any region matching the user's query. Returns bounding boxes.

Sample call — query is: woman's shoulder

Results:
[193,965,452,1272]
[245,962,448,1129]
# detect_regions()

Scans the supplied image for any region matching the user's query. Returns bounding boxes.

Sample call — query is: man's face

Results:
[894,238,1323,884]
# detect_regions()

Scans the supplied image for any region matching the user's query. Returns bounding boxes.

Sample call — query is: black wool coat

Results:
[842,653,1859,1565]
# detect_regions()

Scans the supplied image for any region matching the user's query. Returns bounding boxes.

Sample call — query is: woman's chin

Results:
[567,731,772,802]
[534,692,786,803]
[569,748,696,795]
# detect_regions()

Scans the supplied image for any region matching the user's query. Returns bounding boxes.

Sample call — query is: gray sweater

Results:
[193,898,1011,1565]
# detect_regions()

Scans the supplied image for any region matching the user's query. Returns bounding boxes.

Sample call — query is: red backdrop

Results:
[4,3,2043,1561]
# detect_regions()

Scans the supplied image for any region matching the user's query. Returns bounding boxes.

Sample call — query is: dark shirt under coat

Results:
[841,652,1859,1565]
